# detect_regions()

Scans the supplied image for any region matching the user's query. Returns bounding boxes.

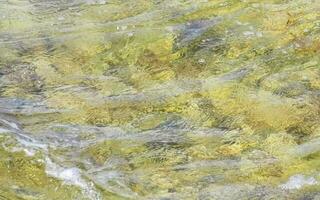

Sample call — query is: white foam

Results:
[0,128,10,133]
[10,147,35,157]
[23,149,35,156]
[45,158,101,200]
[85,0,106,5]
[280,174,318,190]
[243,31,255,36]
[0,119,19,130]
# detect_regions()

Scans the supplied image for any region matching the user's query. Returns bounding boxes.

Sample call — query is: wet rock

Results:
[274,82,307,98]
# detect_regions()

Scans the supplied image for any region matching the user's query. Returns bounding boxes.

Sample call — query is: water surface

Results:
[1,0,320,199]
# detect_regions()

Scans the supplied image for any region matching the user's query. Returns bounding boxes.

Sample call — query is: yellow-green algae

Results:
[1,0,320,199]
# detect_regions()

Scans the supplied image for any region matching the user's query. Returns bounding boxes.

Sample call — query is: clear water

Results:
[1,0,320,199]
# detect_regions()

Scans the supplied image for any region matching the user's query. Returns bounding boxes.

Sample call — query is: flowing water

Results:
[1,0,320,199]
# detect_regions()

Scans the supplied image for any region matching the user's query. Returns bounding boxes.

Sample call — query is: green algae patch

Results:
[83,140,147,166]
[0,145,85,199]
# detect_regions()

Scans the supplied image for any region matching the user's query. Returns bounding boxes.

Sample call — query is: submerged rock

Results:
[174,17,222,48]
[0,62,43,94]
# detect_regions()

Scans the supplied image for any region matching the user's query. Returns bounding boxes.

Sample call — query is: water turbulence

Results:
[1,0,320,199]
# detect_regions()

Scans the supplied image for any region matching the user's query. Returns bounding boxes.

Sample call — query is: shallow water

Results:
[1,0,320,199]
